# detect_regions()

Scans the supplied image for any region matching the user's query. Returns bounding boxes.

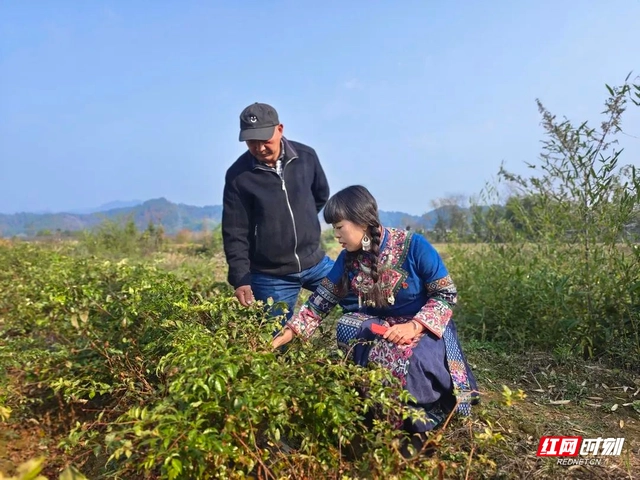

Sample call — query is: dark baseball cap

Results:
[238,103,280,142]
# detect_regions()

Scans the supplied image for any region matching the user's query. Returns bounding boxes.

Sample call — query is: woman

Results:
[272,185,479,436]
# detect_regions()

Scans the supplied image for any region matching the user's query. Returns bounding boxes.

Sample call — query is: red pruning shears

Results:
[370,323,388,336]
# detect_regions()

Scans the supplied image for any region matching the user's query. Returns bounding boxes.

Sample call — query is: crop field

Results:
[0,237,638,480]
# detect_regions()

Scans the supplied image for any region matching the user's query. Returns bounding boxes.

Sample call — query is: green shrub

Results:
[78,218,165,257]
[0,243,474,479]
[449,76,640,366]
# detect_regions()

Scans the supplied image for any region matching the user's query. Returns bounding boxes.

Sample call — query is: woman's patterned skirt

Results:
[336,312,480,432]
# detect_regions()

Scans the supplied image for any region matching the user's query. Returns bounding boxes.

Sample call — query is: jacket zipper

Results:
[253,155,301,272]
[280,157,301,271]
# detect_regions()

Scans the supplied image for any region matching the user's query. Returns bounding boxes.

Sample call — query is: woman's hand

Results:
[272,327,295,349]
[383,320,424,345]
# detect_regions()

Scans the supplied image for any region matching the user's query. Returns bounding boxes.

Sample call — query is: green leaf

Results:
[171,458,182,474]
[15,457,46,480]
[214,377,224,394]
[60,466,89,480]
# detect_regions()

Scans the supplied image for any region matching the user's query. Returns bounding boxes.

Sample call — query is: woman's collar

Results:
[379,225,389,251]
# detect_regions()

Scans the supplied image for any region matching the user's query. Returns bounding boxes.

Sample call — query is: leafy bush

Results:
[0,243,482,479]
[449,76,640,366]
[78,218,165,257]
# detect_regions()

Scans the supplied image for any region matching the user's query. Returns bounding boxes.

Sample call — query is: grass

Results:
[461,341,640,479]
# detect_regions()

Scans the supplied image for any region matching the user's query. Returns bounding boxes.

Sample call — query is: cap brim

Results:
[239,125,276,142]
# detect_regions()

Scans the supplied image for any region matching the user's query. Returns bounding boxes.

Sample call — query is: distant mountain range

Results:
[67,200,146,215]
[0,198,459,237]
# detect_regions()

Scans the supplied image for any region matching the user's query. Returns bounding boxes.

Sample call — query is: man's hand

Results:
[383,321,424,345]
[272,328,294,349]
[234,285,255,306]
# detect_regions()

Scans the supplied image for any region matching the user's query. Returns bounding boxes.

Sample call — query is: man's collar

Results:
[249,136,298,170]
[277,139,285,162]
[280,137,298,162]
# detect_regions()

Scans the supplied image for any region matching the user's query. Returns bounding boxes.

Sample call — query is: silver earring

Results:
[361,234,371,251]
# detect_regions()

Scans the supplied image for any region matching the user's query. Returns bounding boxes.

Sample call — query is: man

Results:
[221,102,335,322]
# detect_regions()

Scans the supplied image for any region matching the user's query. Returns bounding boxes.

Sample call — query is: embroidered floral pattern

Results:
[288,278,343,339]
[379,228,412,271]
[368,317,423,386]
[347,229,411,307]
[320,276,341,296]
[369,340,412,386]
[411,275,457,338]
[449,360,469,389]
[413,298,452,339]
[442,325,474,416]
[287,304,323,340]
[425,274,458,307]
[379,229,411,297]
[309,278,342,313]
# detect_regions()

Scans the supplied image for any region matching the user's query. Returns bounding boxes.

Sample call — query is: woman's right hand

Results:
[272,327,294,349]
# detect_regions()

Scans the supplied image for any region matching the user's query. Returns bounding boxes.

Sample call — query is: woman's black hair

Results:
[323,185,388,308]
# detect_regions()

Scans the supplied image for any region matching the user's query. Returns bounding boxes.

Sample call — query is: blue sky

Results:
[1,1,639,216]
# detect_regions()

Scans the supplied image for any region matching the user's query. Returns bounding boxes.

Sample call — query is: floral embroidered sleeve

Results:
[286,252,346,340]
[410,234,458,338]
[412,275,457,338]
